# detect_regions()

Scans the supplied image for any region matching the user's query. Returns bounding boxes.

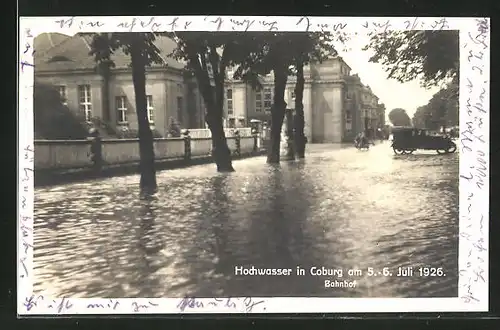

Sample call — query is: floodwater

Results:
[33,142,459,298]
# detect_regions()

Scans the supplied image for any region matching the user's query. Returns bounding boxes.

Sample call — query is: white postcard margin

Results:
[17,16,490,315]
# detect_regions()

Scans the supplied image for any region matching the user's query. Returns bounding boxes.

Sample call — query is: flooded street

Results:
[33,142,459,298]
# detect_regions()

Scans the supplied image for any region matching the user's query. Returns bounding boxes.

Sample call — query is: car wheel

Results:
[393,147,404,155]
[447,142,457,153]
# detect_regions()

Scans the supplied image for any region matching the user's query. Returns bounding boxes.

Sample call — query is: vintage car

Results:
[391,126,457,155]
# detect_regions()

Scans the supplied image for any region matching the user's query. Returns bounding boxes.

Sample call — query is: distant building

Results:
[226,57,385,143]
[35,33,385,142]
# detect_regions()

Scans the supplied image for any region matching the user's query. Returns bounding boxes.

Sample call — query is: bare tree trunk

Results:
[267,63,288,164]
[130,40,157,192]
[209,47,235,172]
[206,110,234,172]
[189,51,234,172]
[294,62,306,158]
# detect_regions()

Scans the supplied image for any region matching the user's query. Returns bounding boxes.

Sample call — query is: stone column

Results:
[280,108,295,159]
[331,86,343,143]
[303,83,313,142]
[280,112,288,156]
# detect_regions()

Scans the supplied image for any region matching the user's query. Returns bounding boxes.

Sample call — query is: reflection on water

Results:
[34,143,459,298]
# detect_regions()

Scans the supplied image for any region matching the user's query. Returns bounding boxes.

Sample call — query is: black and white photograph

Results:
[18,16,489,314]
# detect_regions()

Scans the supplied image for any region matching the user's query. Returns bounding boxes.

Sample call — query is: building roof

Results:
[34,33,71,56]
[336,56,352,71]
[35,33,185,73]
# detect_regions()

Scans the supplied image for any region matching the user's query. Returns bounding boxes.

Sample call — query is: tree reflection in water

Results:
[33,145,459,298]
[132,192,164,297]
[210,175,231,268]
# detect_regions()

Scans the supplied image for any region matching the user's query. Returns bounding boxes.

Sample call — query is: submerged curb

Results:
[35,150,267,187]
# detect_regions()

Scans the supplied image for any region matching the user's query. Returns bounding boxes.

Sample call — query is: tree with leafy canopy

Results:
[167,31,346,164]
[412,83,458,131]
[234,31,348,161]
[233,32,298,164]
[166,32,268,172]
[412,106,430,129]
[388,108,412,127]
[89,32,163,192]
[34,83,89,140]
[430,83,459,130]
[363,30,459,91]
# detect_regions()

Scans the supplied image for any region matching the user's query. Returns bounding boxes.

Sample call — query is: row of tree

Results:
[88,31,341,191]
[86,29,458,192]
[385,82,459,130]
[367,30,459,131]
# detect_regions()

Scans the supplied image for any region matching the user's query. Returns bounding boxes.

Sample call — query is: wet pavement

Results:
[33,141,459,298]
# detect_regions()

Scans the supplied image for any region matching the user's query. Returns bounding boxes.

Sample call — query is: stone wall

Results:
[35,129,262,170]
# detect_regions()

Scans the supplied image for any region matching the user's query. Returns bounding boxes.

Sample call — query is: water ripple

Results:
[34,143,459,298]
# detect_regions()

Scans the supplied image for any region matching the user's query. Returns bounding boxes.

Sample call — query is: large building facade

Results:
[35,33,385,142]
[34,33,206,138]
[224,57,386,143]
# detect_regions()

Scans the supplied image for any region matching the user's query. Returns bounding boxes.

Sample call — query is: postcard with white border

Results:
[18,15,489,315]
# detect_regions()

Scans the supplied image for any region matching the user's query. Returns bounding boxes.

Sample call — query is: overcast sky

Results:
[337,32,440,120]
